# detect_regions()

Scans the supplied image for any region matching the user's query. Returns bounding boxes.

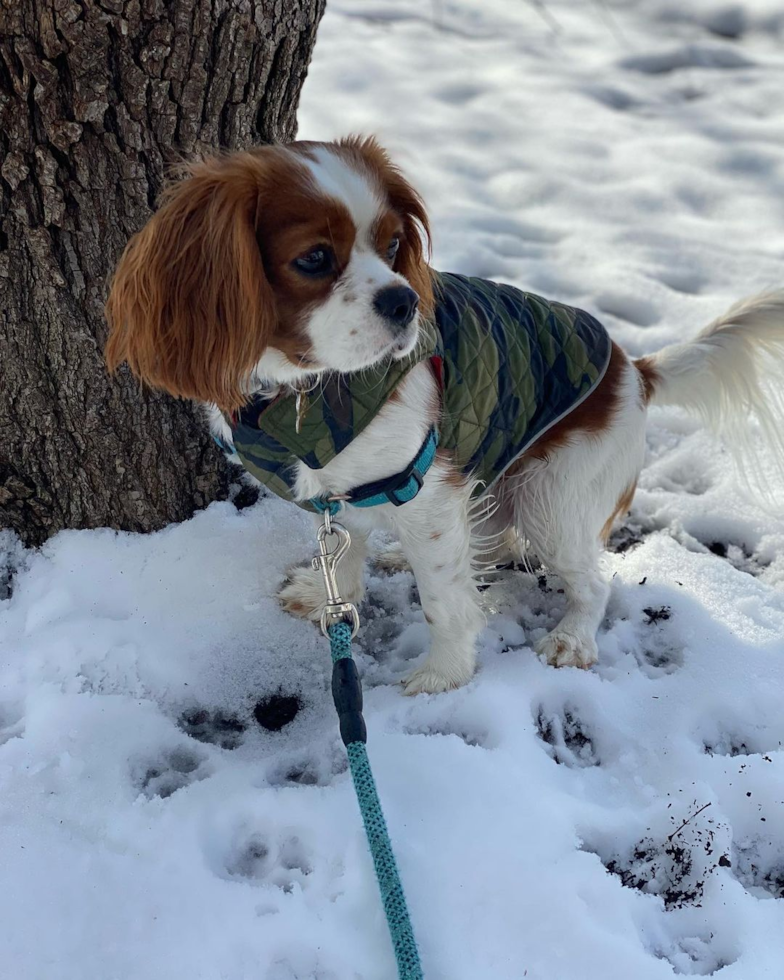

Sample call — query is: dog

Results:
[106,136,784,695]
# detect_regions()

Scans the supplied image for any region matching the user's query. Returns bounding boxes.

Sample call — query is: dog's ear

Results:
[338,135,434,318]
[105,154,275,413]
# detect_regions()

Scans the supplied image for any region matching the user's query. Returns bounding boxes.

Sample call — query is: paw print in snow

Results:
[535,704,599,768]
[226,832,312,892]
[135,746,208,799]
[179,707,246,749]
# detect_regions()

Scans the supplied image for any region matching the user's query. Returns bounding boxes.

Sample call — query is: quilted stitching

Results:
[231,272,611,508]
[434,273,611,492]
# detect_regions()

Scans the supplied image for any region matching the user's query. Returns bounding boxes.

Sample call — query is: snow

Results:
[3,1,784,977]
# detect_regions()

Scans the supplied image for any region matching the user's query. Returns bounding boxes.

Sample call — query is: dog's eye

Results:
[386,237,400,263]
[293,247,333,276]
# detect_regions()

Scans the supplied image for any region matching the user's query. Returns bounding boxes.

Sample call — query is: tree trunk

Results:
[0,0,325,547]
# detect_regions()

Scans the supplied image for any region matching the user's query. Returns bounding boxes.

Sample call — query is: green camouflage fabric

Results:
[229,319,438,511]
[432,272,611,491]
[229,272,612,509]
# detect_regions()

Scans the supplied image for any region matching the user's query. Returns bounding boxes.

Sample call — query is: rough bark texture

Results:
[0,0,325,546]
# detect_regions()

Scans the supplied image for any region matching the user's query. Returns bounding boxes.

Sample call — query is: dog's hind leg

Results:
[511,357,647,668]
[372,542,411,573]
[530,530,609,669]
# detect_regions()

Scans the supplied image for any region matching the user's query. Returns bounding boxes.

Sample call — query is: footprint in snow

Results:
[134,745,208,800]
[648,472,713,497]
[403,718,490,749]
[254,694,303,732]
[700,538,769,578]
[651,932,738,976]
[645,455,714,495]
[266,745,347,788]
[357,604,410,661]
[178,707,247,749]
[535,704,599,768]
[603,837,704,910]
[606,515,657,555]
[702,729,781,758]
[634,641,683,677]
[603,598,683,678]
[733,838,784,900]
[586,805,739,973]
[589,802,729,911]
[225,832,312,892]
[355,570,420,669]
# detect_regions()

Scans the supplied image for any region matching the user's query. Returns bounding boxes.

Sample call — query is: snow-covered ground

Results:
[3,1,784,977]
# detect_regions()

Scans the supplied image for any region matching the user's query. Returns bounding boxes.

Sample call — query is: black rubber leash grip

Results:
[332,658,367,745]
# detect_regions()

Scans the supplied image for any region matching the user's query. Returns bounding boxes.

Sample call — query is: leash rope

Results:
[328,622,424,980]
[313,512,423,980]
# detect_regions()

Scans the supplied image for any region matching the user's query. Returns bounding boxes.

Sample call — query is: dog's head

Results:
[105,137,433,412]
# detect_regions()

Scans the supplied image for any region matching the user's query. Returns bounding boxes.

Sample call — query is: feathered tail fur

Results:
[636,291,784,499]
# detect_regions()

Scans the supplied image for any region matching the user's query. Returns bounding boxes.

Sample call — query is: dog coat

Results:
[229,272,612,509]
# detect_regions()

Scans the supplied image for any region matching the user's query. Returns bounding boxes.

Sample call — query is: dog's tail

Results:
[635,291,784,499]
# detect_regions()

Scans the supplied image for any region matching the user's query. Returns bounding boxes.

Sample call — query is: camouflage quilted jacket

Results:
[230,272,612,509]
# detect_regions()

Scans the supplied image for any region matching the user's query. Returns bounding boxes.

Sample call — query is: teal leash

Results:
[312,511,423,980]
[329,623,424,979]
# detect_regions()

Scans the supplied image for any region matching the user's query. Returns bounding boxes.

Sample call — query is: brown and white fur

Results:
[106,137,784,695]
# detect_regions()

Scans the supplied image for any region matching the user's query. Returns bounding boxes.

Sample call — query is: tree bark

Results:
[0,0,325,547]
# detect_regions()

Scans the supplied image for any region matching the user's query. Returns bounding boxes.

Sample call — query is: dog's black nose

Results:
[374,284,419,332]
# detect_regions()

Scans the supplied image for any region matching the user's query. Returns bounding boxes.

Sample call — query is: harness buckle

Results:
[384,463,424,506]
[312,515,360,638]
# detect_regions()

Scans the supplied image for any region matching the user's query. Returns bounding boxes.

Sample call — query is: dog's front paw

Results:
[278,567,328,621]
[403,657,475,696]
[535,629,598,669]
[278,565,364,622]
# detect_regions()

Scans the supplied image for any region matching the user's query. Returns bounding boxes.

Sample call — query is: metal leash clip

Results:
[312,510,360,639]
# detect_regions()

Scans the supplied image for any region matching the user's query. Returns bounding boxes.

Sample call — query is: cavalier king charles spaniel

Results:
[106,137,784,695]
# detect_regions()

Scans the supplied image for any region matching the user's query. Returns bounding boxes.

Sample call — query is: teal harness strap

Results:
[350,427,438,509]
[328,622,424,980]
[310,427,438,514]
